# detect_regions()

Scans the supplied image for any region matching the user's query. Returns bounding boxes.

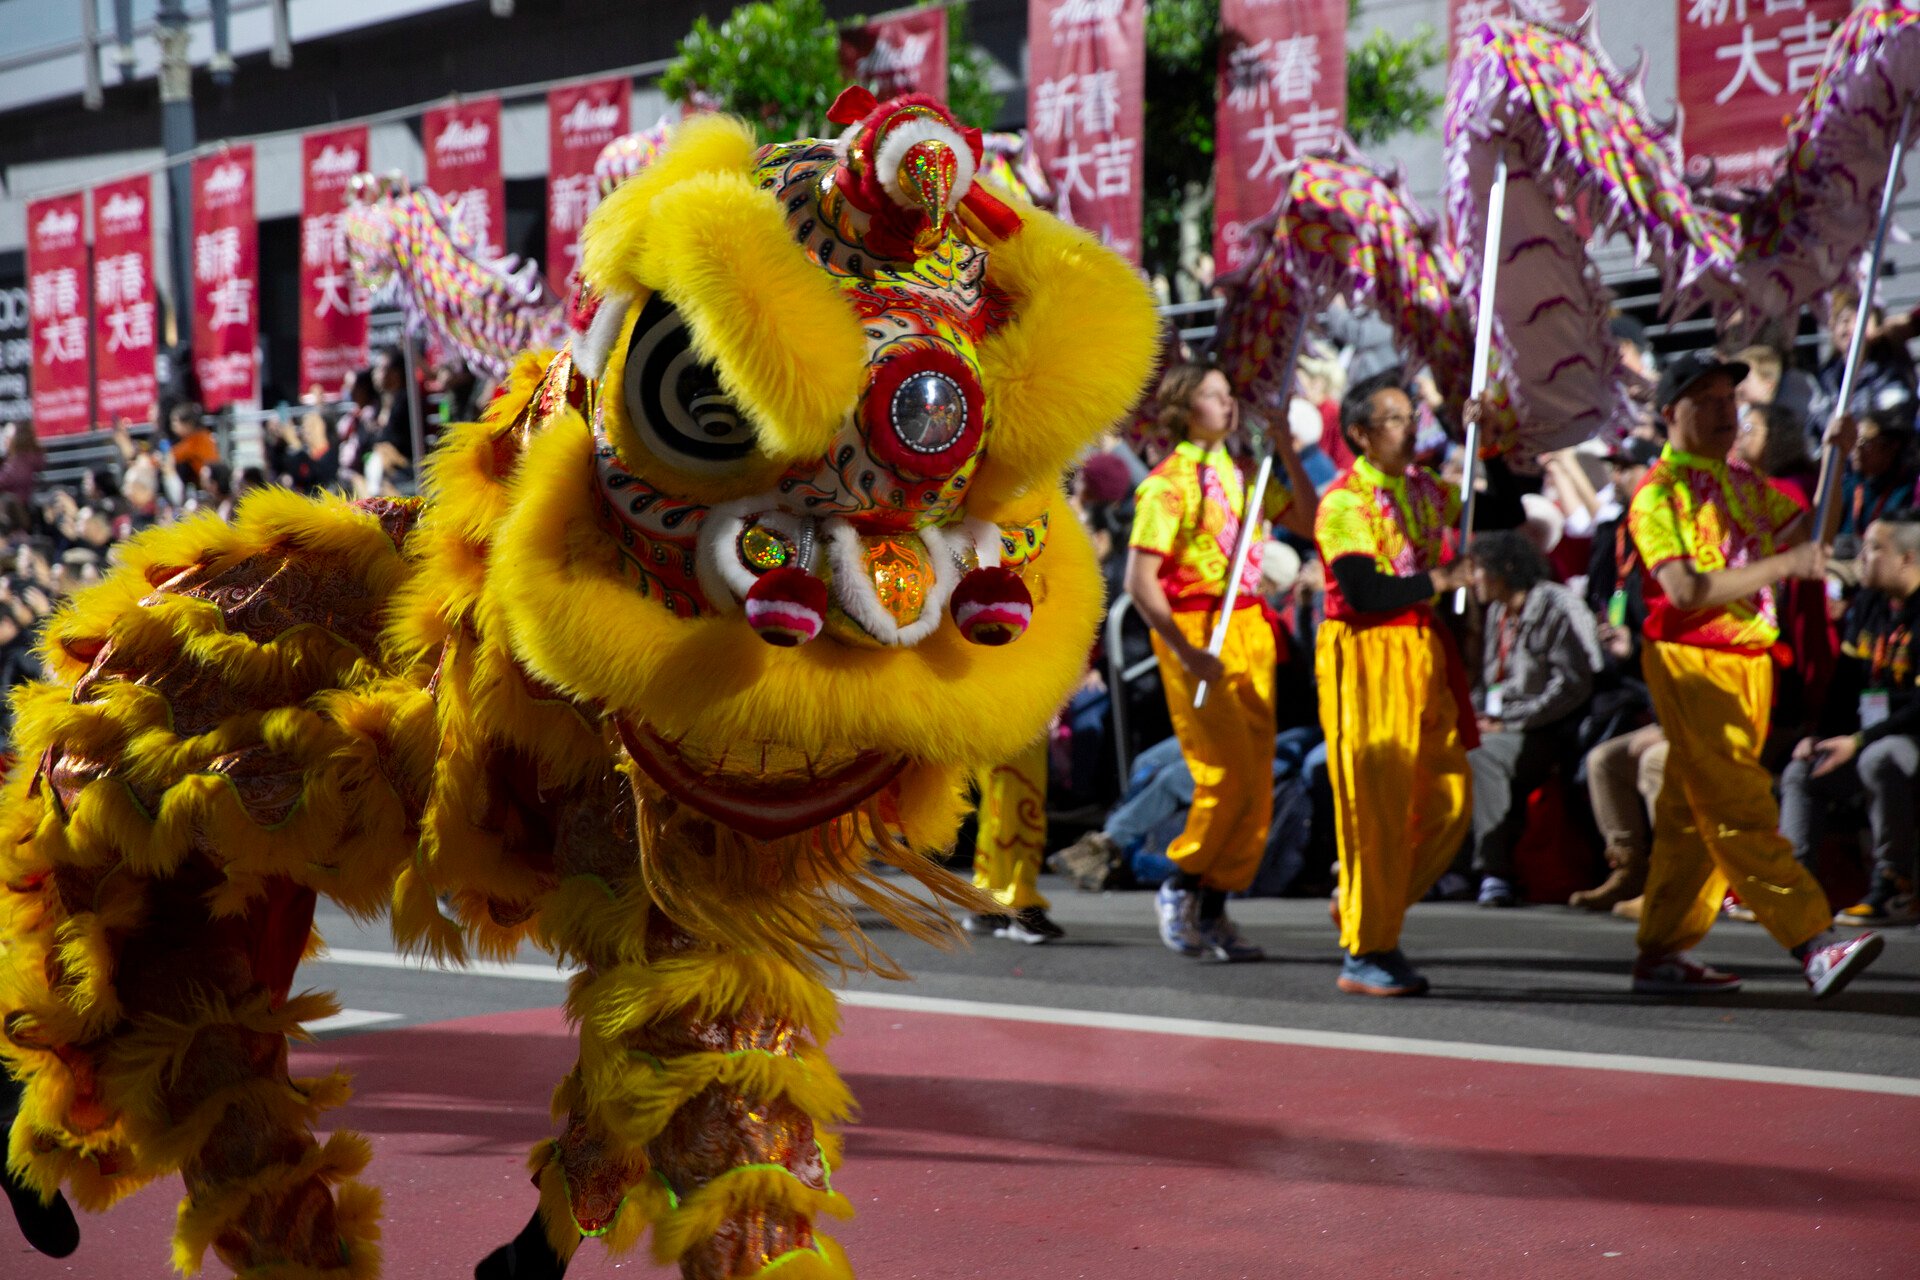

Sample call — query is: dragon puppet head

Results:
[479,91,1159,848]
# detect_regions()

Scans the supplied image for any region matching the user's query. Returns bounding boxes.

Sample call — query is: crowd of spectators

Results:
[0,346,487,740]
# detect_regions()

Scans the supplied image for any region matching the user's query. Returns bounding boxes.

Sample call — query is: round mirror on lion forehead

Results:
[893,370,968,454]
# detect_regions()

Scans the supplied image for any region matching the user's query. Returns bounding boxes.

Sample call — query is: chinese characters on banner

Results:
[1678,0,1851,189]
[90,175,157,428]
[424,96,506,258]
[299,126,371,397]
[1214,0,1347,276]
[547,78,630,292]
[839,4,948,103]
[1447,0,1571,62]
[1027,0,1147,264]
[191,147,259,412]
[25,193,91,436]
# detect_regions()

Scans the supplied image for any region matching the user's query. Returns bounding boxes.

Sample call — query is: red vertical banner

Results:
[1027,0,1147,265]
[1447,0,1573,62]
[90,176,158,428]
[191,147,259,412]
[547,78,630,292]
[1214,0,1347,277]
[424,96,506,258]
[839,5,949,103]
[1677,0,1851,189]
[25,192,90,436]
[299,126,371,397]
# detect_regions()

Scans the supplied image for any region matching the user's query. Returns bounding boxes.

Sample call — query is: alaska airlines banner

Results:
[840,5,949,103]
[1677,0,1850,188]
[90,175,158,427]
[191,147,259,412]
[424,96,506,258]
[26,192,92,435]
[1027,0,1147,264]
[1214,0,1346,277]
[299,126,372,397]
[547,78,630,292]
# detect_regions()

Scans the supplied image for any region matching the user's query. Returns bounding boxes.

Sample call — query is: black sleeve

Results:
[1860,693,1920,748]
[1585,519,1620,616]
[1470,455,1538,532]
[1329,553,1436,615]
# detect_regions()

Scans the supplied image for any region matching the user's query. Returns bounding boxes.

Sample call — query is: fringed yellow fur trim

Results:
[752,1236,855,1279]
[617,170,866,471]
[972,208,1162,509]
[171,1130,374,1275]
[650,1166,853,1266]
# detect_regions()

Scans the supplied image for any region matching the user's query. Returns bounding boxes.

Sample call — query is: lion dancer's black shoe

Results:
[1,1071,79,1258]
[475,1207,572,1280]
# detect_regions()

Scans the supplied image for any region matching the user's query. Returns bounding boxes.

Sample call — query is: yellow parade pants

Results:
[1151,606,1277,893]
[974,738,1050,911]
[1640,641,1833,955]
[1316,618,1472,956]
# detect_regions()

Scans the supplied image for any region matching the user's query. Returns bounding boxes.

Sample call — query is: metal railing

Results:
[1103,592,1162,789]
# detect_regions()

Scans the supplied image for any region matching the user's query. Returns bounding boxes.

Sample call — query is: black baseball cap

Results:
[1604,435,1662,467]
[1654,351,1749,411]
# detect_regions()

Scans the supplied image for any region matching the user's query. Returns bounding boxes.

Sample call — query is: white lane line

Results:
[303,1008,402,1034]
[306,948,1920,1098]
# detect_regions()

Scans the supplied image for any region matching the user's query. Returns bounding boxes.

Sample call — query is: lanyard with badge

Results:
[1485,611,1517,718]
[1609,523,1639,627]
[1863,623,1912,730]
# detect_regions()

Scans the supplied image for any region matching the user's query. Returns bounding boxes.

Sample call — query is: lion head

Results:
[483,92,1158,850]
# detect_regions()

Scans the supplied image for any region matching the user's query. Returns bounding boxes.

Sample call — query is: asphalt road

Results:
[302,872,1920,1081]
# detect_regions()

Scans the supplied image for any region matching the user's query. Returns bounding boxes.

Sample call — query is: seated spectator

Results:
[1779,514,1920,927]
[1817,290,1917,432]
[268,411,340,494]
[0,421,45,509]
[1838,408,1918,538]
[1465,530,1604,907]
[166,402,221,489]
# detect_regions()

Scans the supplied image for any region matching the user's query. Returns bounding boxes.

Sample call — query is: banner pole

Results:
[1456,146,1509,610]
[1813,96,1915,542]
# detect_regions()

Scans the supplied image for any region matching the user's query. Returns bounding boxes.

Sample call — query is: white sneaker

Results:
[1803,931,1884,1000]
[1631,950,1742,994]
[1193,912,1264,962]
[1155,881,1203,956]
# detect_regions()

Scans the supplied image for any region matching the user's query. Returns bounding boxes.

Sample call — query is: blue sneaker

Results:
[1194,911,1264,962]
[1337,949,1429,997]
[1477,875,1518,908]
[1155,880,1203,956]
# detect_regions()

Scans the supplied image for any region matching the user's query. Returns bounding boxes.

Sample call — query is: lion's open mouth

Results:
[615,717,905,840]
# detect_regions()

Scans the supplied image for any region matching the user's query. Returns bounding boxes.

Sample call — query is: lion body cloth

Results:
[0,93,1157,1279]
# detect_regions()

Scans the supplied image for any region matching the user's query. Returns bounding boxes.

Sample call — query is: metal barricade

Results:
[1103,592,1163,791]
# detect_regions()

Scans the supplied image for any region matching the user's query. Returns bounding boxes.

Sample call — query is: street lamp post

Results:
[155,0,196,349]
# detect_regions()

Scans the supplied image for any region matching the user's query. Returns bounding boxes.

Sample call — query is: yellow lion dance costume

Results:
[0,90,1156,1279]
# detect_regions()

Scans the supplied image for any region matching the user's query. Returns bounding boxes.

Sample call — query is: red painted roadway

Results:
[10,1003,1919,1278]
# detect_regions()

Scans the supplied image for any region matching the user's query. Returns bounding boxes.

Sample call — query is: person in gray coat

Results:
[1467,531,1606,906]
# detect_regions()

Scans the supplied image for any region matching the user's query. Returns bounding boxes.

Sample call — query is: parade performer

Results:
[1314,372,1476,997]
[964,739,1063,944]
[1125,363,1316,964]
[0,89,1158,1280]
[1626,353,1883,998]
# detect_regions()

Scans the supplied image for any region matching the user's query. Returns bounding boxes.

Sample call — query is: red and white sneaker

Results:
[1632,950,1743,994]
[1803,931,1884,1000]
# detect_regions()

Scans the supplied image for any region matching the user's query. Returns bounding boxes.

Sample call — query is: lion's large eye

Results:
[622,294,757,468]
